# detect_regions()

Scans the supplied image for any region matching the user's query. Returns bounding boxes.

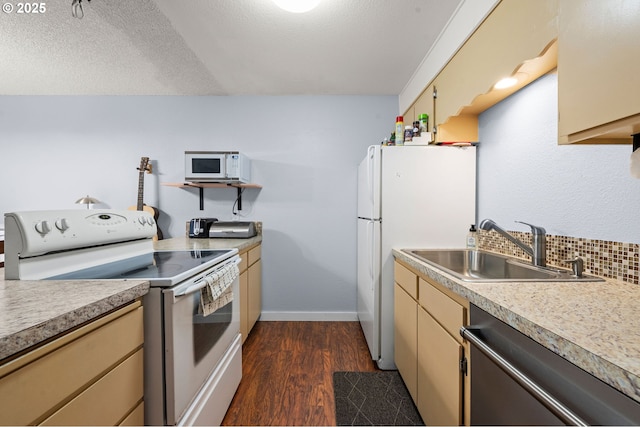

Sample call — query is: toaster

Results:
[188,218,218,238]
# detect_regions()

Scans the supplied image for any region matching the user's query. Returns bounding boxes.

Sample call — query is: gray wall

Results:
[0,95,398,319]
[6,72,636,319]
[478,73,640,244]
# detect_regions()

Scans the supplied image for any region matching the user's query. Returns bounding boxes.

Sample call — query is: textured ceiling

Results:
[0,0,463,95]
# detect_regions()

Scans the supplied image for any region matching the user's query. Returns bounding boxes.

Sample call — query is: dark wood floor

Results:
[222,321,378,426]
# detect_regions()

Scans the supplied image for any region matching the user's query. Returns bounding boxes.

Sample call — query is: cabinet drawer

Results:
[119,401,144,426]
[248,244,261,266]
[419,278,464,342]
[239,253,248,273]
[394,262,418,300]
[40,349,143,426]
[0,305,143,426]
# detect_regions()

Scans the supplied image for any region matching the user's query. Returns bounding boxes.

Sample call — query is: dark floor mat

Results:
[333,371,424,426]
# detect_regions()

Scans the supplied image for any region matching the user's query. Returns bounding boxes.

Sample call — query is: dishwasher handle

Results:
[460,326,589,427]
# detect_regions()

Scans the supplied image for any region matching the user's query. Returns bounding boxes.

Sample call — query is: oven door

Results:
[163,257,241,425]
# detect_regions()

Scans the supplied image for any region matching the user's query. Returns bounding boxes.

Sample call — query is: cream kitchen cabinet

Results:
[240,243,262,342]
[0,301,144,426]
[403,0,558,144]
[394,262,419,401]
[417,308,463,425]
[417,276,467,426]
[411,84,478,144]
[394,260,470,426]
[558,0,640,144]
[403,105,415,132]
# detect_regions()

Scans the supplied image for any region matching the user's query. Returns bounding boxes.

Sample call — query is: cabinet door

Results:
[40,350,143,426]
[240,270,249,342]
[558,0,640,143]
[433,0,557,143]
[403,105,415,131]
[417,307,463,426]
[0,303,143,426]
[248,259,262,333]
[394,283,418,402]
[435,0,558,122]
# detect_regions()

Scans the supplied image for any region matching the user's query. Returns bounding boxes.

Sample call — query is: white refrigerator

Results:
[357,144,476,369]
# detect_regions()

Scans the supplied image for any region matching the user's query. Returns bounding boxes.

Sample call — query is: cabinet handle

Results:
[460,326,588,426]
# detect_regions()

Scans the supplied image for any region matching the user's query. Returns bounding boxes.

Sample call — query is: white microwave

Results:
[185,151,251,183]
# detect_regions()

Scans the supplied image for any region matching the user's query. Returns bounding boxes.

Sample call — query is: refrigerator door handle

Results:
[367,220,374,290]
[367,145,376,219]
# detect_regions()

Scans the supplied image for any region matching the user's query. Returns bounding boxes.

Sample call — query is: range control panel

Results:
[4,209,157,258]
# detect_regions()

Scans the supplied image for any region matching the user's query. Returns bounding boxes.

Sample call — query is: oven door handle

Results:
[460,326,589,427]
[173,257,241,298]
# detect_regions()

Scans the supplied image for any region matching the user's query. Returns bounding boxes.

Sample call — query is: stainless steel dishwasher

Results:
[461,304,640,425]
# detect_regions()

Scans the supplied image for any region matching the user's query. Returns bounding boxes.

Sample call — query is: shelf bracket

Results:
[197,185,244,211]
[161,182,260,212]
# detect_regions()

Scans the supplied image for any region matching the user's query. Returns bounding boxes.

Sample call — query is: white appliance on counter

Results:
[357,145,476,369]
[4,209,242,426]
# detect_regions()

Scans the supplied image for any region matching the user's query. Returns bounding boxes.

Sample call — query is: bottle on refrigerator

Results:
[418,113,429,134]
[395,116,404,145]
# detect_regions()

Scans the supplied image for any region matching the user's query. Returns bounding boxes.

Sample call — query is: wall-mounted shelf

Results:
[162,182,262,211]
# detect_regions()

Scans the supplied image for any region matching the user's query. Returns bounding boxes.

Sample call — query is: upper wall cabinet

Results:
[434,0,558,134]
[558,0,640,144]
[405,0,559,144]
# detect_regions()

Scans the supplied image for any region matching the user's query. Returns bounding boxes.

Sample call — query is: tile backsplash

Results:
[479,230,639,285]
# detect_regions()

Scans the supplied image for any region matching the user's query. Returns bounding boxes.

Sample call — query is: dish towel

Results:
[199,260,240,316]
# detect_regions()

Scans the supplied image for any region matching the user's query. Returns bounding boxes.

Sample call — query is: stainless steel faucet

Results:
[478,219,547,267]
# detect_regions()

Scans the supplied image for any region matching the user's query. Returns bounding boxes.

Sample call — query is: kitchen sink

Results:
[403,249,604,282]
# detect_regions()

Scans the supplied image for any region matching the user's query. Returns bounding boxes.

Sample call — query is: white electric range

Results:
[4,209,242,426]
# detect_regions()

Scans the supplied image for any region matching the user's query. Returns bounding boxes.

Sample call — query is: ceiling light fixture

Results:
[272,0,321,13]
[71,0,90,19]
[494,76,518,90]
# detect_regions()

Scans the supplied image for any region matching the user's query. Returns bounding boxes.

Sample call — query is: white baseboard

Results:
[259,311,358,321]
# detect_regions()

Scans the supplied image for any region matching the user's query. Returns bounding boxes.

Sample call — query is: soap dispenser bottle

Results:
[466,224,478,250]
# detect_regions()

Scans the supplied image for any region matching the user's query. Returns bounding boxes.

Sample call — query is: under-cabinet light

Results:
[494,77,518,90]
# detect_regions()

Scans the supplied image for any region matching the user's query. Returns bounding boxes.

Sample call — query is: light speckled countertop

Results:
[0,275,149,361]
[0,235,261,362]
[393,248,640,404]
